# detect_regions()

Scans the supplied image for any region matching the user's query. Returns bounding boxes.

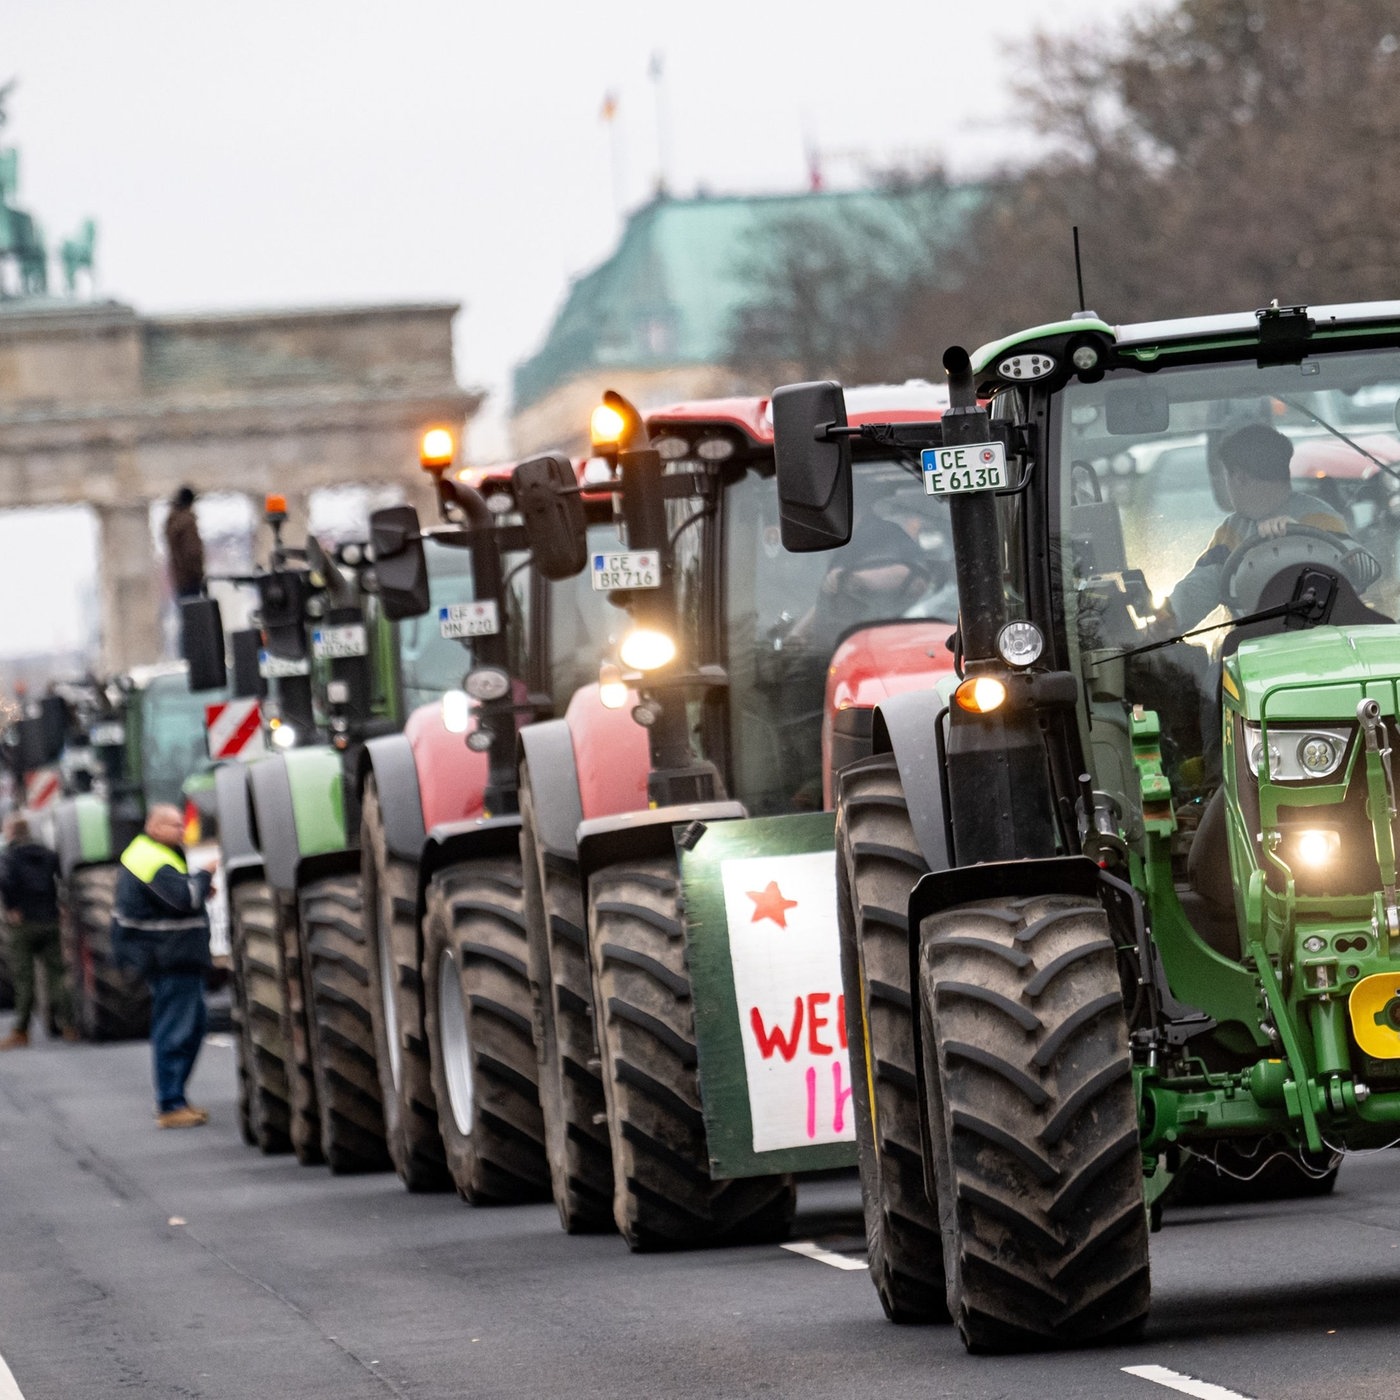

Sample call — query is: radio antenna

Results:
[1072,226,1087,313]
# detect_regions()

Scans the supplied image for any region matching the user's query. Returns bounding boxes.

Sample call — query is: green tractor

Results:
[51,664,229,1041]
[772,300,1400,1349]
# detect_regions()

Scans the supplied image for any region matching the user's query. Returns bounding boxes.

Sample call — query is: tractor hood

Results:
[827,620,958,713]
[1225,624,1400,721]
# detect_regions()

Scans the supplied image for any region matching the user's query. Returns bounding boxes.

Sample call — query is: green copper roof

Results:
[513,186,981,410]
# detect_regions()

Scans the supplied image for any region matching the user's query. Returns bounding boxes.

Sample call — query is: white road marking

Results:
[1124,1363,1257,1399]
[0,1348,27,1400]
[780,1240,868,1271]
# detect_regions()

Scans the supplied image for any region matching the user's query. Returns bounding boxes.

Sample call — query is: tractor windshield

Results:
[724,455,957,814]
[1054,347,1400,805]
[396,536,532,712]
[140,673,220,806]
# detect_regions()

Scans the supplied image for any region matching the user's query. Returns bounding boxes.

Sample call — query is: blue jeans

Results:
[148,972,208,1112]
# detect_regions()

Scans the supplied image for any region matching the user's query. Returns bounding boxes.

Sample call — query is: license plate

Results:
[921,441,1007,495]
[312,624,368,659]
[439,601,500,639]
[259,650,310,679]
[591,550,660,591]
[90,722,125,746]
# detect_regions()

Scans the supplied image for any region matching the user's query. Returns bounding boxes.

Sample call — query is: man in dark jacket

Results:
[0,816,74,1049]
[163,485,205,601]
[111,803,215,1127]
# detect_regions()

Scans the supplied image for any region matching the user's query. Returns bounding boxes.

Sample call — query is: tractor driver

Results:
[1154,423,1356,633]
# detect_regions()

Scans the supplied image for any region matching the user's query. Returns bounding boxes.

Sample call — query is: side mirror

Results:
[369,505,431,620]
[180,596,228,692]
[515,453,587,580]
[772,381,853,552]
[256,569,310,661]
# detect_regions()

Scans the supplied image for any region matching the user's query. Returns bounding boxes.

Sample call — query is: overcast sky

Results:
[4,0,1136,662]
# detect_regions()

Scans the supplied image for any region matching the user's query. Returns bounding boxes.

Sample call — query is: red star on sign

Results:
[747,880,799,928]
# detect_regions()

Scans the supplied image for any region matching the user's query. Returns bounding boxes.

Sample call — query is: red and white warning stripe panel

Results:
[24,766,61,810]
[205,698,266,760]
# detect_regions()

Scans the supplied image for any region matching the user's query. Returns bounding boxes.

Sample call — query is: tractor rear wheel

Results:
[423,857,549,1203]
[920,893,1150,1352]
[300,873,390,1174]
[519,761,613,1232]
[275,892,324,1166]
[587,854,796,1249]
[231,879,292,1153]
[837,755,946,1322]
[63,864,149,1041]
[361,780,449,1190]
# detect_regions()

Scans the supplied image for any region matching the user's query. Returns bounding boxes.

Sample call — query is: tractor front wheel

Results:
[300,873,390,1174]
[422,857,549,1203]
[231,879,292,1154]
[920,893,1150,1352]
[63,865,149,1042]
[361,780,449,1190]
[519,761,613,1232]
[275,892,324,1167]
[587,854,796,1250]
[837,755,946,1322]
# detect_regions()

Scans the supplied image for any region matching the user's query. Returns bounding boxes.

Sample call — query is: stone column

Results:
[97,502,163,673]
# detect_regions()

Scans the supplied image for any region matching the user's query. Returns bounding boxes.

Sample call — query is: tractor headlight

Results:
[619,628,676,672]
[598,661,630,710]
[954,676,1007,714]
[996,621,1043,669]
[1244,723,1350,781]
[441,689,471,734]
[1289,828,1341,869]
[464,668,511,702]
[271,722,297,750]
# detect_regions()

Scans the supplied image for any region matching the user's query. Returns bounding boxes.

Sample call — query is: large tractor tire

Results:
[519,761,613,1232]
[919,893,1150,1352]
[299,873,391,1174]
[275,894,324,1166]
[587,855,796,1250]
[836,755,946,1322]
[361,780,449,1190]
[226,895,256,1147]
[231,879,292,1154]
[63,864,149,1042]
[422,858,550,1203]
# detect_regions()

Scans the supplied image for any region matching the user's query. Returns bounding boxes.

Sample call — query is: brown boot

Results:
[157,1106,208,1129]
[61,1027,81,1043]
[0,1030,29,1050]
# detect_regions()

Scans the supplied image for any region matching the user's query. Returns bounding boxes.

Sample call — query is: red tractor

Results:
[512,386,960,1246]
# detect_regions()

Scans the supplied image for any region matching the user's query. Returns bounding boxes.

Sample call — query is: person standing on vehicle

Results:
[111,803,215,1127]
[0,816,75,1049]
[163,485,205,601]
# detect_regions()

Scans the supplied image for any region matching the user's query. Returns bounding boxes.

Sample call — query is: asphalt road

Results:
[2,1017,1400,1400]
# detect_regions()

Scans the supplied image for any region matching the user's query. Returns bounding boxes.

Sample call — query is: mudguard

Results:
[518,718,583,863]
[362,731,427,863]
[214,762,263,888]
[567,684,650,822]
[416,815,523,924]
[868,689,954,874]
[53,794,112,879]
[404,701,491,831]
[576,801,747,894]
[248,747,351,894]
